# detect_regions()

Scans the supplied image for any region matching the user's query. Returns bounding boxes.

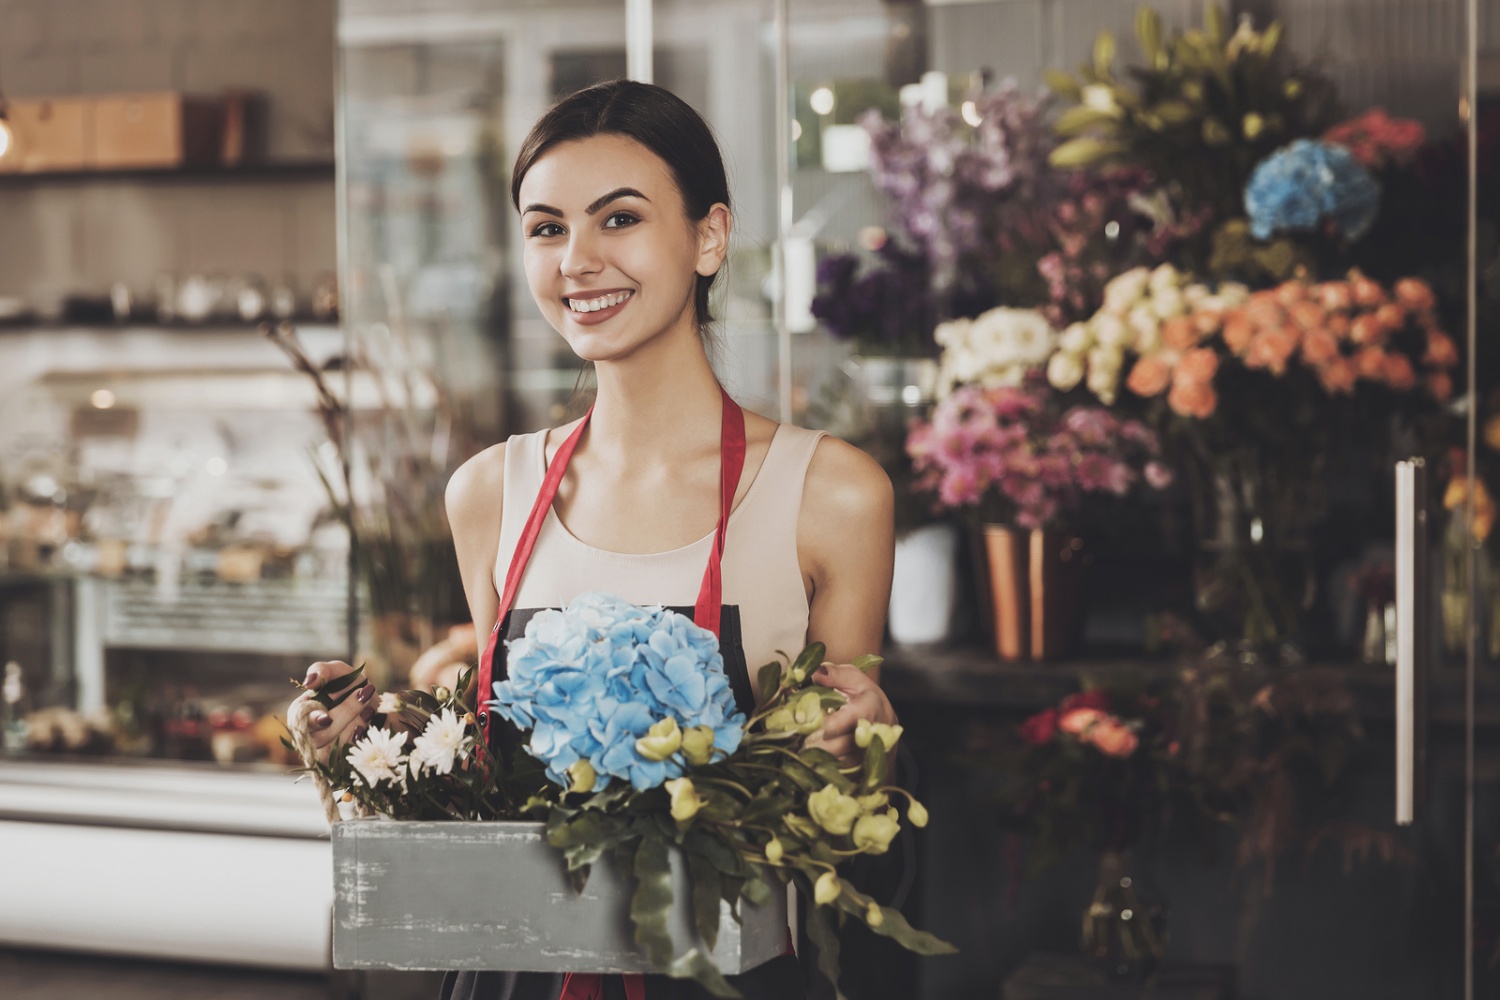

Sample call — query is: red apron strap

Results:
[477,388,746,738]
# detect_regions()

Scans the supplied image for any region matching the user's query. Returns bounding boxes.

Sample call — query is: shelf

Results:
[880,643,1500,728]
[0,160,335,186]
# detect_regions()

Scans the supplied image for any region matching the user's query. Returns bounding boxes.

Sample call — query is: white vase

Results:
[888,522,958,646]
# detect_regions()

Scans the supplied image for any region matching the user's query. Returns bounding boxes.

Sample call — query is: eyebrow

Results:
[522,187,650,218]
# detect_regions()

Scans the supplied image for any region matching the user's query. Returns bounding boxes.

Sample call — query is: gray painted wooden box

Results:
[332,819,788,973]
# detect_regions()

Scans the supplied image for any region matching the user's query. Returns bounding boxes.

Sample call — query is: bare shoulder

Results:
[804,434,894,521]
[445,441,507,531]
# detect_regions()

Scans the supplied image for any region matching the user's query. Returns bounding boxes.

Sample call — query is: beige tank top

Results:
[492,422,828,680]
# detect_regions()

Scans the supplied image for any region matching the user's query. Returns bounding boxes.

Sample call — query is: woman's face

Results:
[518,133,727,363]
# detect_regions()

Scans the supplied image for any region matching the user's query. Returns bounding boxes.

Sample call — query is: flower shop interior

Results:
[0,0,1498,998]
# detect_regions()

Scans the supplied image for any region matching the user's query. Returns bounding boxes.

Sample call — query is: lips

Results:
[563,289,634,326]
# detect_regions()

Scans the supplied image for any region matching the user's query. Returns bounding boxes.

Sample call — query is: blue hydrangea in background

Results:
[490,592,746,791]
[1244,139,1381,242]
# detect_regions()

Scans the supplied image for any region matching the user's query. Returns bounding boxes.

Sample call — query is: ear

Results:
[694,203,731,277]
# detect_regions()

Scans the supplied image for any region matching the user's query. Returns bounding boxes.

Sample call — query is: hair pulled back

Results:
[511,80,730,330]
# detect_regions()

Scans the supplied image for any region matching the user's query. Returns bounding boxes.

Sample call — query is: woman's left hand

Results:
[806,661,898,764]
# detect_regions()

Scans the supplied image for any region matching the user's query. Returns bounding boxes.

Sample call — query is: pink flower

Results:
[1059,707,1105,736]
[1087,718,1140,758]
[1144,461,1174,490]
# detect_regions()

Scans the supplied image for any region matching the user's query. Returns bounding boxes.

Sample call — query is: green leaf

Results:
[804,892,848,1000]
[1043,70,1081,100]
[312,663,366,707]
[684,830,742,876]
[687,850,722,952]
[1048,136,1127,169]
[860,735,889,791]
[815,688,848,712]
[742,873,773,907]
[1205,3,1228,46]
[757,661,782,703]
[790,642,826,680]
[850,654,883,674]
[631,835,677,971]
[741,789,794,826]
[1135,7,1163,62]
[1054,105,1120,137]
[1260,20,1283,56]
[864,905,959,956]
[665,948,742,999]
[1092,30,1116,79]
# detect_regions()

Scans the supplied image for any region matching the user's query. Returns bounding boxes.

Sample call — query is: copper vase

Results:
[982,525,1084,661]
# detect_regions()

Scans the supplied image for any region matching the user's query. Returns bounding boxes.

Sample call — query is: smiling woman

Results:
[293,79,899,1000]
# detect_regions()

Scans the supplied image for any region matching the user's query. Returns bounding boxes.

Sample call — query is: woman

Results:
[297,79,898,999]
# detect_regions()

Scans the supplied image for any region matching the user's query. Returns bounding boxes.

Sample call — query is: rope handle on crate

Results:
[288,696,345,825]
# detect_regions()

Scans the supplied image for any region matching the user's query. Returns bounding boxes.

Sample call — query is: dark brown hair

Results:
[511,80,730,330]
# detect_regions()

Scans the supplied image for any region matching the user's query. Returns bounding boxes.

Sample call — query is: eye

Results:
[528,221,564,238]
[603,211,640,230]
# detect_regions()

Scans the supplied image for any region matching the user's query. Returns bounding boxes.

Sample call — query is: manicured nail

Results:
[356,685,375,703]
[351,725,368,742]
[360,704,377,721]
[312,712,332,728]
[304,668,319,688]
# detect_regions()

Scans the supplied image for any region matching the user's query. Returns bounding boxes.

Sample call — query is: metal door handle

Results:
[1395,458,1427,826]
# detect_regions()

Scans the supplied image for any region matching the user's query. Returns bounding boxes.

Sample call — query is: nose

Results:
[559,228,604,281]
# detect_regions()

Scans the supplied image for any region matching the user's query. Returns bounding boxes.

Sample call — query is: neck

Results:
[586,320,723,463]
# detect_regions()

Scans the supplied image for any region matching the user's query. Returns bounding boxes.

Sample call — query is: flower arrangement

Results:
[810,243,942,357]
[291,592,953,996]
[1244,139,1382,243]
[905,381,1171,530]
[933,306,1057,396]
[1322,107,1426,171]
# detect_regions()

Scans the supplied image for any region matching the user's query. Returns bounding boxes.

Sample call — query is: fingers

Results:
[303,660,354,692]
[811,662,876,695]
[820,701,862,739]
[309,683,378,751]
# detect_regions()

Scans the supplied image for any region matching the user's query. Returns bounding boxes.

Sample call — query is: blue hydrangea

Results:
[1244,139,1381,242]
[489,592,746,792]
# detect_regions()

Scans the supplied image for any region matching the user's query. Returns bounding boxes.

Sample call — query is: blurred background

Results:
[0,0,1497,998]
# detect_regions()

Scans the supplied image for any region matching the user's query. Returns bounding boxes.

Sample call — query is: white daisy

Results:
[409,708,474,776]
[346,728,409,788]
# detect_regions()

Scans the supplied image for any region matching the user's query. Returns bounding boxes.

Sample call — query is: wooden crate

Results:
[0,98,92,172]
[332,819,789,974]
[93,92,221,169]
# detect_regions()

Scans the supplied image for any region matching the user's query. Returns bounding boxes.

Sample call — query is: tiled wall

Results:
[0,0,336,306]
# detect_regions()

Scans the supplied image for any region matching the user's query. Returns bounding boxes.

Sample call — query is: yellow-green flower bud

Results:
[665,777,702,823]
[814,871,841,905]
[791,667,807,684]
[432,685,451,703]
[858,791,889,813]
[765,836,784,864]
[1283,78,1304,100]
[764,707,796,732]
[681,725,715,766]
[635,717,683,761]
[808,784,862,836]
[1242,112,1266,140]
[852,808,900,854]
[907,799,929,828]
[854,719,903,751]
[866,902,884,927]
[566,759,597,794]
[791,691,824,735]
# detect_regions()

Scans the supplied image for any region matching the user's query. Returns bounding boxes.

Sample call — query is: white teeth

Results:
[568,291,632,313]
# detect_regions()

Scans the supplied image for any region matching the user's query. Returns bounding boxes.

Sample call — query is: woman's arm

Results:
[444,442,507,705]
[798,436,899,760]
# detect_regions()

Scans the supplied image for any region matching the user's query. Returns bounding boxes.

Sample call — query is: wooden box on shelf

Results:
[93,92,221,169]
[0,98,92,173]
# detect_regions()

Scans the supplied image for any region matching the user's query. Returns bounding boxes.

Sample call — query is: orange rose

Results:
[1162,315,1200,351]
[1427,371,1454,403]
[1272,281,1310,307]
[1126,356,1173,397]
[1086,718,1140,758]
[1193,309,1222,335]
[1353,346,1389,380]
[1289,300,1327,330]
[1318,356,1357,395]
[1424,330,1459,367]
[1177,346,1219,384]
[1300,328,1340,365]
[1245,328,1299,375]
[1316,281,1354,312]
[1244,292,1287,329]
[1059,707,1105,736]
[1384,353,1417,391]
[1395,277,1436,314]
[1349,313,1386,346]
[1374,302,1407,333]
[1168,379,1218,419]
[1350,273,1386,307]
[1223,315,1257,355]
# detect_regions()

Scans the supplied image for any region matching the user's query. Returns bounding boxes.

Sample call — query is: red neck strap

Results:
[477,387,746,717]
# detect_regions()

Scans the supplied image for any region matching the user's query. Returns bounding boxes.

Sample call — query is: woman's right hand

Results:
[289,660,379,765]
